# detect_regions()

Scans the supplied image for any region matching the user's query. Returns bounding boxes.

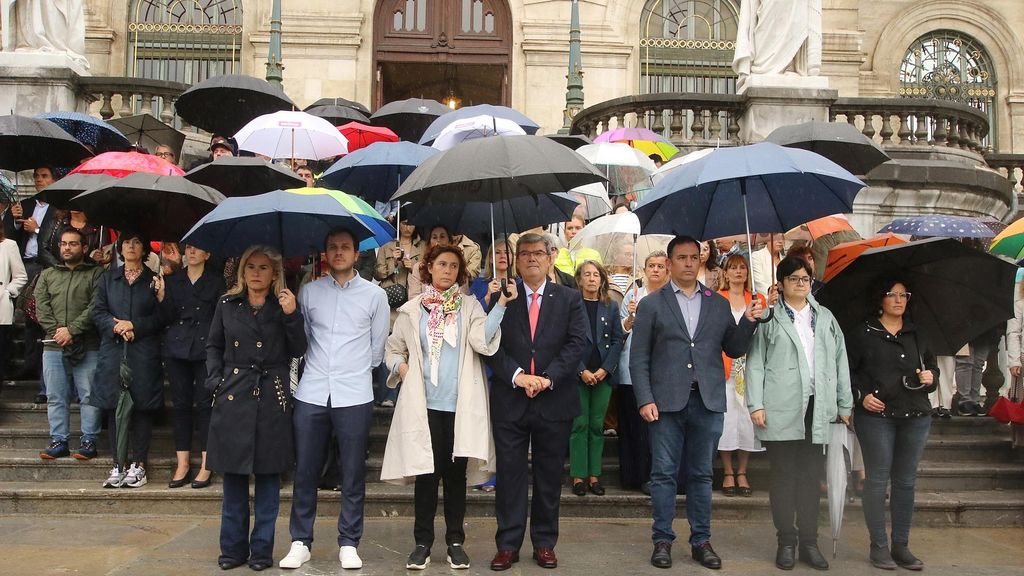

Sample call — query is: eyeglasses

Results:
[59,241,81,247]
[517,249,548,260]
[784,275,812,285]
[885,291,912,300]
[155,152,174,159]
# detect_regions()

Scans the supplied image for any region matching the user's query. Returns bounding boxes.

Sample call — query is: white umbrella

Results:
[431,114,527,151]
[827,421,855,558]
[569,211,671,286]
[651,147,716,185]
[568,182,613,220]
[233,110,348,161]
[576,142,656,197]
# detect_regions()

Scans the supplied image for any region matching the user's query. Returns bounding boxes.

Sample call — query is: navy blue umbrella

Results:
[38,111,131,153]
[181,189,375,257]
[319,141,439,203]
[418,104,539,145]
[403,192,581,246]
[877,215,995,239]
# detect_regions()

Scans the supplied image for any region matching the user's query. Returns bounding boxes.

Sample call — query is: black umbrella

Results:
[185,156,305,197]
[544,133,593,150]
[69,172,225,241]
[304,104,370,126]
[403,192,581,246]
[766,121,890,176]
[307,97,371,115]
[174,74,296,136]
[0,115,94,171]
[114,340,134,470]
[108,114,186,156]
[817,238,1017,356]
[370,98,451,143]
[33,173,115,208]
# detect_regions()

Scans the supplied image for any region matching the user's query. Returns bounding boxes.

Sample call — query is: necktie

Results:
[529,291,540,374]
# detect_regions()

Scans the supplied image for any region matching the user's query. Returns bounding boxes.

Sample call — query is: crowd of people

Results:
[0,139,1020,574]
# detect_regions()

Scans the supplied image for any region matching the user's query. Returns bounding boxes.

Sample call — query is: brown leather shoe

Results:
[489,549,519,571]
[533,547,558,569]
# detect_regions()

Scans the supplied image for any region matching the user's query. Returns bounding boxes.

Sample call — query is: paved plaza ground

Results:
[2,515,1023,576]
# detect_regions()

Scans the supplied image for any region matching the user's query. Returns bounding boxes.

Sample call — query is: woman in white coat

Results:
[383,244,515,571]
[0,225,28,384]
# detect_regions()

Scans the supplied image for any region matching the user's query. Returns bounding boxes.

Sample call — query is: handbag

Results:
[16,271,40,323]
[383,282,408,309]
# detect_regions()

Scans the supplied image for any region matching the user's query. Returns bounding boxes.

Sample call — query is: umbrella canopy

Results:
[69,172,225,241]
[568,182,613,220]
[32,173,116,208]
[418,104,540,145]
[181,189,376,257]
[107,114,186,156]
[38,111,131,153]
[570,211,641,249]
[290,187,396,250]
[651,148,715,185]
[766,120,890,176]
[307,97,371,116]
[184,156,305,197]
[431,115,527,151]
[370,98,451,143]
[786,214,855,242]
[817,238,1017,356]
[337,122,399,152]
[174,74,295,135]
[568,211,672,276]
[0,115,94,171]
[576,142,657,196]
[234,111,349,160]
[392,135,606,204]
[990,217,1024,260]
[69,150,185,178]
[878,215,996,239]
[304,104,370,127]
[826,421,854,558]
[0,173,17,204]
[319,141,439,203]
[823,233,907,282]
[544,133,592,150]
[594,127,680,162]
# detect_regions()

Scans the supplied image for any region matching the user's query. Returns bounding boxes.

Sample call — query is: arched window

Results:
[639,0,739,95]
[899,30,997,145]
[127,0,243,85]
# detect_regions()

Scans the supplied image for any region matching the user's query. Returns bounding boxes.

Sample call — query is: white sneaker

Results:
[123,463,148,488]
[339,546,362,569]
[102,465,126,488]
[279,541,311,569]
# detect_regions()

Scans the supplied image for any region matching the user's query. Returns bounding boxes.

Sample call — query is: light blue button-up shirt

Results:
[419,303,505,412]
[296,273,390,408]
[670,279,702,337]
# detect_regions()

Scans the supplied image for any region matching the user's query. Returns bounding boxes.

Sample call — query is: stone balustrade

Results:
[985,153,1024,197]
[76,76,190,125]
[570,93,746,147]
[829,97,991,155]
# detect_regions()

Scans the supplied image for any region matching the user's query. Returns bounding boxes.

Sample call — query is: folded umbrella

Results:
[319,141,439,203]
[174,74,295,136]
[234,111,349,161]
[0,115,94,172]
[827,421,854,558]
[38,111,131,153]
[69,150,185,178]
[185,156,305,197]
[370,98,451,142]
[108,114,186,157]
[823,233,907,282]
[988,396,1024,424]
[32,173,115,208]
[114,341,134,471]
[337,122,399,153]
[418,104,539,145]
[290,187,396,251]
[766,121,890,176]
[878,215,996,239]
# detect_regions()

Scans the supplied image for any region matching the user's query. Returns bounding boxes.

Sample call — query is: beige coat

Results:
[382,294,500,486]
[0,238,27,325]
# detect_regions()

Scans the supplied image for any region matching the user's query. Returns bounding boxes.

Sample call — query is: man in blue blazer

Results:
[485,233,587,571]
[630,235,762,570]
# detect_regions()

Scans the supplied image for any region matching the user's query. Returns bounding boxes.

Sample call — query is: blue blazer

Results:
[578,298,625,385]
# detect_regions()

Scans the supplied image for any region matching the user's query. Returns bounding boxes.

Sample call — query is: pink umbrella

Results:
[594,127,671,144]
[69,151,185,178]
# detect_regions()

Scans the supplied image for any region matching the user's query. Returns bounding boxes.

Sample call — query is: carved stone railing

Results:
[570,93,746,147]
[985,153,1024,196]
[76,76,190,125]
[829,97,990,155]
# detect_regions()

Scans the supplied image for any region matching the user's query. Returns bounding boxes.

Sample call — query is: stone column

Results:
[737,76,837,143]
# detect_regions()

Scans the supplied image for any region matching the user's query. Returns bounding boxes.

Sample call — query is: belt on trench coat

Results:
[218,362,290,412]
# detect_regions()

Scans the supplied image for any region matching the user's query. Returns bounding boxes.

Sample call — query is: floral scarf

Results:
[421,283,462,386]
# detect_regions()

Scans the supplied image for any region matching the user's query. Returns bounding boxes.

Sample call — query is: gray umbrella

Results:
[32,173,115,208]
[185,156,305,197]
[370,98,451,142]
[766,121,890,176]
[174,74,295,136]
[0,115,94,171]
[827,421,854,558]
[114,340,133,470]
[108,114,186,156]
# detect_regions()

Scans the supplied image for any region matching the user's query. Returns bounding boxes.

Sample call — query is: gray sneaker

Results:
[102,465,126,488]
[123,464,148,488]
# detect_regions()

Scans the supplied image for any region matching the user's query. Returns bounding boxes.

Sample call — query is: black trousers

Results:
[166,357,211,452]
[762,396,825,546]
[617,385,651,489]
[414,409,468,548]
[23,261,42,383]
[107,409,155,465]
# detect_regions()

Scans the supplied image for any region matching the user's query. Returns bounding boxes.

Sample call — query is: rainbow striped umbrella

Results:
[990,218,1024,261]
[291,187,396,250]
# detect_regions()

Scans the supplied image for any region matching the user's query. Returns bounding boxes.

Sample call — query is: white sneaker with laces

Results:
[123,463,148,488]
[279,541,311,569]
[339,546,362,569]
[102,465,125,488]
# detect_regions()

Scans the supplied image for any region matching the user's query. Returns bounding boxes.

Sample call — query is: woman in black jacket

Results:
[206,245,306,571]
[846,275,937,571]
[155,245,225,488]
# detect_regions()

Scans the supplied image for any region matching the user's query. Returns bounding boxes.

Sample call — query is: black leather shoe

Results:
[890,544,923,571]
[571,481,587,496]
[247,560,272,571]
[640,481,651,495]
[218,558,245,570]
[691,542,722,569]
[168,469,191,488]
[869,545,897,570]
[775,544,796,570]
[588,481,605,496]
[651,541,672,568]
[799,543,829,570]
[192,472,213,489]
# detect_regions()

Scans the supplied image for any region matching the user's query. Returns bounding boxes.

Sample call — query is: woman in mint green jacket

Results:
[744,256,853,571]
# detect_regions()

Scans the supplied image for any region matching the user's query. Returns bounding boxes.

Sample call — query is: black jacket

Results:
[578,298,625,385]
[846,318,939,418]
[14,198,60,267]
[159,268,226,361]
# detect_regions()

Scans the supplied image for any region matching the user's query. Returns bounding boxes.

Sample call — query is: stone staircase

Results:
[1,380,1022,527]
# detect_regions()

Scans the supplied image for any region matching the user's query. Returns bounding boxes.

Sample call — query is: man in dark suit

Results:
[630,235,762,570]
[485,232,587,571]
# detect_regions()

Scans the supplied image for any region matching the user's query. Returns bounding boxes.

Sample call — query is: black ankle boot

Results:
[891,544,923,571]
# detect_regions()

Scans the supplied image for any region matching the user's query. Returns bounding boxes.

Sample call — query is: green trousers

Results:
[569,379,613,478]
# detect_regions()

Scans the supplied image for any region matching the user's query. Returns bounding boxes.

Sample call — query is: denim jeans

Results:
[648,388,723,546]
[855,413,931,547]
[220,472,281,565]
[43,350,101,444]
[954,342,990,403]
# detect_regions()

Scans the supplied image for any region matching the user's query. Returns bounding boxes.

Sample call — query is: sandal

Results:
[736,472,752,497]
[721,473,736,496]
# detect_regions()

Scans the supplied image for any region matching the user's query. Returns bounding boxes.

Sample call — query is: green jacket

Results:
[744,297,853,445]
[34,261,105,352]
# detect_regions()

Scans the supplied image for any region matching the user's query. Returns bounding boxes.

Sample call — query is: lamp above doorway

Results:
[442,66,462,109]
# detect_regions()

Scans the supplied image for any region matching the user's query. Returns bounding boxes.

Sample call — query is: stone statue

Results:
[732,0,822,90]
[1,0,88,68]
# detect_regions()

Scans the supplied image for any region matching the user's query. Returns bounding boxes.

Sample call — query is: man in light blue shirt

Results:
[282,227,389,571]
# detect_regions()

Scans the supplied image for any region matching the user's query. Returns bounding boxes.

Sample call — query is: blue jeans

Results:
[855,413,931,547]
[43,350,101,444]
[649,388,723,546]
[220,472,281,565]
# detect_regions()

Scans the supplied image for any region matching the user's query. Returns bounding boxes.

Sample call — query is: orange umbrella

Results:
[788,214,854,242]
[824,233,907,282]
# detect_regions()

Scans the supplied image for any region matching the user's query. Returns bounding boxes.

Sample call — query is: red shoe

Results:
[533,547,558,569]
[489,549,519,571]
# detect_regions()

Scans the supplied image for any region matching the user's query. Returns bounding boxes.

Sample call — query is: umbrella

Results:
[594,127,680,162]
[181,189,376,257]
[37,111,131,153]
[184,156,305,197]
[817,238,1017,356]
[69,150,185,178]
[431,115,527,151]
[823,233,907,282]
[826,421,854,558]
[337,122,399,152]
[651,148,715,185]
[544,133,592,150]
[568,211,672,281]
[307,97,371,116]
[989,396,1024,424]
[371,98,451,142]
[0,115,94,171]
[990,218,1024,260]
[69,172,225,241]
[304,104,370,126]
[234,111,348,161]
[290,187,396,250]
[174,74,296,136]
[878,215,996,239]
[418,104,540,145]
[576,142,657,196]
[32,173,115,208]
[319,141,439,203]
[568,182,613,220]
[0,173,17,204]
[114,341,134,470]
[766,121,890,176]
[786,214,855,242]
[107,114,186,156]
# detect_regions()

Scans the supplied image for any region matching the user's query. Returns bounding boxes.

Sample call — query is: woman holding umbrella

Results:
[374,219,423,314]
[470,238,515,310]
[205,245,306,571]
[407,225,452,298]
[846,275,937,571]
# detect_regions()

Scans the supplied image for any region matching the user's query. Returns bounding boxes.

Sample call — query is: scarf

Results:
[421,283,462,386]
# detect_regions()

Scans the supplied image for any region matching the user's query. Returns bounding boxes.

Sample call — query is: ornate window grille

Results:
[639,0,739,95]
